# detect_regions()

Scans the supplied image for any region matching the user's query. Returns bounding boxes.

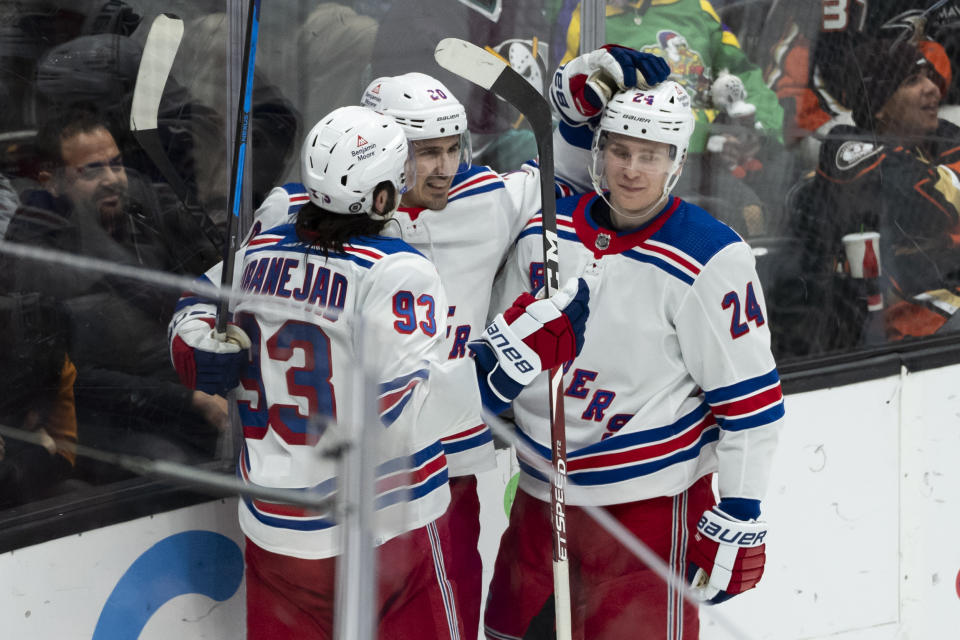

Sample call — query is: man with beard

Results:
[2,108,223,482]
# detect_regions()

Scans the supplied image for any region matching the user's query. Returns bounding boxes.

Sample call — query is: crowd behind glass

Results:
[1,0,958,508]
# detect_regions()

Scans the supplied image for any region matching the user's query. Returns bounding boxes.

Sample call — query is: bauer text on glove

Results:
[686,503,767,605]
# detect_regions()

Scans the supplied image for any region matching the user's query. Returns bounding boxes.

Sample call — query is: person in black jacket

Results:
[2,108,224,483]
[792,38,960,352]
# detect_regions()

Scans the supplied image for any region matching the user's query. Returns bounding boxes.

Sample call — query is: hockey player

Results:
[483,80,784,638]
[356,52,669,638]
[167,106,589,639]
[168,46,668,637]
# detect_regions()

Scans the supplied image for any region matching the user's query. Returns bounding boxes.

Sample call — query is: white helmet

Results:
[591,81,695,199]
[300,106,411,218]
[361,72,472,166]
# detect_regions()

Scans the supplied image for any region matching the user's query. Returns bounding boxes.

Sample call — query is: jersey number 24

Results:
[722,282,765,339]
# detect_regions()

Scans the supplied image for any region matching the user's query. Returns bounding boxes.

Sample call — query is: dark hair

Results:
[35,106,115,173]
[846,38,929,131]
[295,181,397,254]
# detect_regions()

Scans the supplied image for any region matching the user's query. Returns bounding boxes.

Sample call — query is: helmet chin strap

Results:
[588,164,679,230]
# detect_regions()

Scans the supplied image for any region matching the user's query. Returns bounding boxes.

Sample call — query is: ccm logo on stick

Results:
[486,322,535,374]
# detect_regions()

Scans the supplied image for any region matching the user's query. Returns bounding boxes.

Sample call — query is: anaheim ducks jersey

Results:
[815,122,960,299]
[493,192,785,507]
[176,214,484,559]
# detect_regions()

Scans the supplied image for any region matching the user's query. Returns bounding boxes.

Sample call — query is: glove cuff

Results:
[717,497,761,521]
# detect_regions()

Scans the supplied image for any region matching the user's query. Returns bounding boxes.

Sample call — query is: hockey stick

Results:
[216,0,261,336]
[130,13,224,254]
[130,14,193,208]
[434,37,572,640]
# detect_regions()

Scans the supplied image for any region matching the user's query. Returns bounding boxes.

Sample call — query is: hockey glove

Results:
[551,45,671,126]
[171,316,251,396]
[470,277,589,411]
[687,502,767,605]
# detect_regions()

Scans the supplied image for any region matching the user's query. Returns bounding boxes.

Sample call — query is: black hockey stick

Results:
[216,0,261,336]
[434,37,572,640]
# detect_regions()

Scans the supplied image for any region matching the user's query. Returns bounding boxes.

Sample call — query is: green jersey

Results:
[562,0,784,152]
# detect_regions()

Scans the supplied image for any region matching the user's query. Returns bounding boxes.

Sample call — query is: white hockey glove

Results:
[550,45,671,126]
[687,503,767,605]
[170,314,251,396]
[469,278,589,411]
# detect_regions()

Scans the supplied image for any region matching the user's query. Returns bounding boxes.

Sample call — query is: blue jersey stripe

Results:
[622,249,695,285]
[450,164,493,187]
[381,368,429,394]
[569,427,720,486]
[244,243,377,269]
[448,181,504,203]
[441,429,493,455]
[570,403,710,457]
[241,496,336,532]
[717,403,785,431]
[381,391,415,427]
[517,457,548,483]
[375,468,448,510]
[376,442,444,476]
[519,227,579,243]
[705,369,781,403]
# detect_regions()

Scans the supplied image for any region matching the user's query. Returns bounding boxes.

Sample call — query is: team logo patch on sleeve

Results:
[835,140,882,171]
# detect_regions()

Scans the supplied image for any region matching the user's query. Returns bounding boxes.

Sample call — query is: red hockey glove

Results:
[171,316,251,396]
[469,277,589,409]
[686,505,767,605]
[550,45,671,126]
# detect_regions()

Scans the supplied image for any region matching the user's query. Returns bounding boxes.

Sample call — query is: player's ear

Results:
[371,181,397,217]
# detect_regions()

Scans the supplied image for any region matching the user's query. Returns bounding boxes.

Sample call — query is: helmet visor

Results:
[597,132,675,174]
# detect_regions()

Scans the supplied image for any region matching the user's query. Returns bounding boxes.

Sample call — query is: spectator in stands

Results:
[762,1,954,157]
[807,38,960,347]
[558,0,789,236]
[1,108,224,482]
[0,292,78,509]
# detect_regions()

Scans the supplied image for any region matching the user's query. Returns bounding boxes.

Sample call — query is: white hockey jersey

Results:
[384,162,576,474]
[494,192,784,508]
[174,219,483,559]
[242,155,579,477]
